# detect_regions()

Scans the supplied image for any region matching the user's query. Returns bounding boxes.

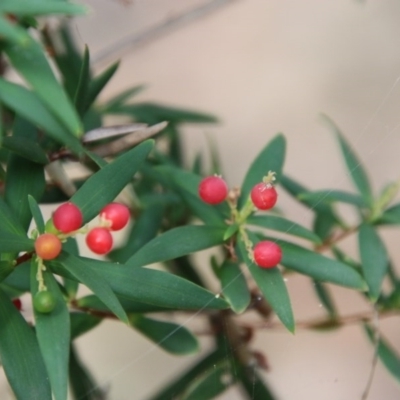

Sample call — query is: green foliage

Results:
[0,4,398,400]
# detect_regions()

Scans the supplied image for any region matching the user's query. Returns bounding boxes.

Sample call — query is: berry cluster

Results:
[198,173,282,269]
[32,202,130,313]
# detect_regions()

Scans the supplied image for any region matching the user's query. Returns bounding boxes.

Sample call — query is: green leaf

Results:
[238,231,295,332]
[377,203,400,225]
[109,102,217,124]
[312,211,338,241]
[277,238,366,290]
[247,215,322,244]
[2,261,30,292]
[109,204,164,263]
[364,324,400,384]
[70,313,102,340]
[4,29,82,136]
[321,114,373,205]
[61,238,80,298]
[298,190,368,207]
[130,315,199,355]
[77,294,172,314]
[74,45,91,117]
[4,153,45,231]
[28,195,45,233]
[239,134,286,208]
[0,195,28,236]
[102,84,146,112]
[86,61,120,113]
[181,360,234,400]
[50,252,128,323]
[217,260,250,314]
[223,223,239,240]
[358,223,389,301]
[51,258,229,310]
[1,136,48,164]
[125,225,225,268]
[0,260,15,283]
[0,232,34,253]
[71,140,153,223]
[0,1,87,16]
[69,344,106,400]
[147,349,226,400]
[313,281,337,317]
[0,15,28,45]
[0,287,52,400]
[0,79,83,154]
[31,260,70,400]
[237,364,276,400]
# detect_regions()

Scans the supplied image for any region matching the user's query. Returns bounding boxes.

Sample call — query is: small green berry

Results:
[33,291,56,314]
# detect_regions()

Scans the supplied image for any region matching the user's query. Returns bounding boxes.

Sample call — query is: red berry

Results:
[86,227,113,255]
[100,203,130,231]
[12,298,22,311]
[53,202,83,233]
[35,233,62,260]
[251,183,278,210]
[253,241,282,268]
[198,176,228,205]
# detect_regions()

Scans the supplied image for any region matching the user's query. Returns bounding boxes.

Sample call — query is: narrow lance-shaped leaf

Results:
[147,350,226,400]
[0,287,52,400]
[50,252,128,324]
[0,1,87,16]
[51,257,229,311]
[276,237,367,290]
[71,140,153,223]
[358,223,389,301]
[74,45,91,117]
[28,195,45,233]
[313,281,337,318]
[31,260,70,400]
[181,360,235,400]
[4,27,82,136]
[238,231,295,332]
[298,190,368,207]
[247,214,321,244]
[130,315,199,355]
[239,133,286,208]
[4,154,45,231]
[364,324,400,384]
[0,79,83,154]
[237,364,276,400]
[125,226,225,268]
[321,114,373,205]
[217,260,251,314]
[86,61,120,113]
[1,136,48,164]
[102,84,146,112]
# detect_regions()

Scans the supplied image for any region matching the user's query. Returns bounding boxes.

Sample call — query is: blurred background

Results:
[6,0,400,399]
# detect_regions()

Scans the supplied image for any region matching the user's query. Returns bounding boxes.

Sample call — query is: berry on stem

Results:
[35,233,62,260]
[100,202,130,231]
[53,202,83,233]
[86,227,113,255]
[251,183,278,210]
[33,291,56,313]
[198,175,228,205]
[253,241,282,268]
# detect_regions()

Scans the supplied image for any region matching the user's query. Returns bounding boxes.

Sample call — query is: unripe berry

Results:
[251,183,278,210]
[198,176,228,205]
[33,291,56,313]
[86,227,113,255]
[53,202,83,233]
[100,202,130,231]
[35,233,62,260]
[253,241,282,268]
